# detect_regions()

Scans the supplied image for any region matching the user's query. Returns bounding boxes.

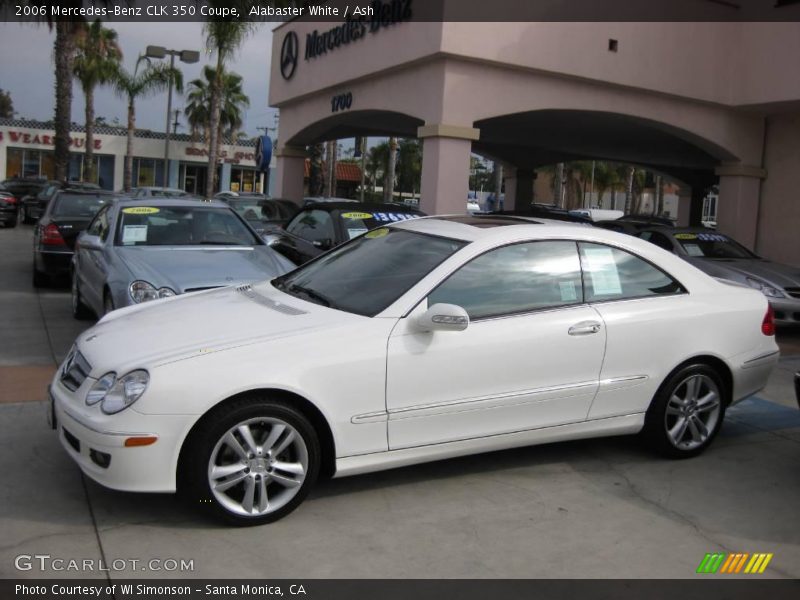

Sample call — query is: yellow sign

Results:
[365,227,389,239]
[122,207,160,215]
[674,233,697,240]
[341,211,374,220]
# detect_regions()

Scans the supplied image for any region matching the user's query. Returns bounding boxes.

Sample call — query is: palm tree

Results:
[384,137,398,202]
[113,56,183,192]
[591,162,620,209]
[54,21,84,181]
[185,66,250,170]
[203,17,257,197]
[73,20,122,183]
[366,141,389,193]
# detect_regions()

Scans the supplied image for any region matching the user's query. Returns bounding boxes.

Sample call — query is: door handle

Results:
[568,321,602,336]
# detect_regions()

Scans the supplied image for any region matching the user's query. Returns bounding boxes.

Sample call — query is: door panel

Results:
[386,304,606,449]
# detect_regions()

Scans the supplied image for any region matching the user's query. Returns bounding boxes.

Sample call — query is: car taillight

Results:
[41,223,66,247]
[6,196,17,205]
[762,305,775,336]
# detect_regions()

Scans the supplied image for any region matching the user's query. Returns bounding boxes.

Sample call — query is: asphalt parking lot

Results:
[1,222,799,580]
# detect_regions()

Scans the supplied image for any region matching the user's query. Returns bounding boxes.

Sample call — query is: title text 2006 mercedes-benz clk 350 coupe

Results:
[49,215,779,525]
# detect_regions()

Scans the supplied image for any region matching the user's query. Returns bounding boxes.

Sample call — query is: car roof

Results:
[56,188,114,195]
[643,226,717,234]
[114,197,229,208]
[303,201,424,212]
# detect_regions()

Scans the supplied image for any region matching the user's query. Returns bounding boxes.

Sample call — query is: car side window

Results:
[640,231,673,252]
[286,209,335,243]
[578,242,684,302]
[86,205,111,241]
[428,241,584,320]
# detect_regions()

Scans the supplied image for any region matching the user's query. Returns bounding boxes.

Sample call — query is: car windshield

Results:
[674,232,757,259]
[52,193,111,218]
[115,206,260,246]
[230,200,294,222]
[273,228,467,316]
[338,209,423,240]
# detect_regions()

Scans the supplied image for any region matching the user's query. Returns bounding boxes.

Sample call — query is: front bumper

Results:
[50,376,194,493]
[770,296,800,326]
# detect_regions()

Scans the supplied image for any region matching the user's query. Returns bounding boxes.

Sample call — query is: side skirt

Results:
[333,413,644,478]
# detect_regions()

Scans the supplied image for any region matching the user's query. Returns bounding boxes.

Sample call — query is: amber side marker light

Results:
[124,436,158,447]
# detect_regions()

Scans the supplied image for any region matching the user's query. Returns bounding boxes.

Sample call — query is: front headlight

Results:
[99,370,149,414]
[746,277,785,298]
[86,372,116,405]
[129,280,177,303]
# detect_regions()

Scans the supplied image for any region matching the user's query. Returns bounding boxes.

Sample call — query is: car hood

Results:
[685,257,800,289]
[115,246,290,293]
[75,282,360,375]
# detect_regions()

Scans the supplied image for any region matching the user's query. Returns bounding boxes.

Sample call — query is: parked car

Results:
[21,182,100,224]
[1,176,51,201]
[618,215,675,227]
[50,215,778,525]
[490,205,591,224]
[131,187,190,199]
[270,201,425,265]
[0,190,18,228]
[795,370,800,408]
[71,198,295,319]
[594,217,673,235]
[302,196,359,206]
[216,194,299,235]
[32,189,114,286]
[637,226,800,325]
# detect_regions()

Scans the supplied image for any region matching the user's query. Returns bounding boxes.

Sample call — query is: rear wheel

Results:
[6,213,17,228]
[643,364,726,458]
[71,272,93,320]
[179,397,320,525]
[32,262,48,288]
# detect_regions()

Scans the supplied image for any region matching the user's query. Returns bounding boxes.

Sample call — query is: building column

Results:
[715,164,767,250]
[515,168,534,210]
[219,162,232,192]
[274,145,307,204]
[676,188,691,227]
[418,124,480,215]
[168,160,180,189]
[502,167,517,211]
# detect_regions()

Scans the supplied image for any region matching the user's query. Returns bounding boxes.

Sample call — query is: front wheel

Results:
[643,364,726,458]
[71,272,93,320]
[180,397,320,525]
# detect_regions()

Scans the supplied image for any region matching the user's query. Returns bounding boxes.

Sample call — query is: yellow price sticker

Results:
[341,212,374,220]
[122,207,160,215]
[365,228,389,239]
[674,233,697,240]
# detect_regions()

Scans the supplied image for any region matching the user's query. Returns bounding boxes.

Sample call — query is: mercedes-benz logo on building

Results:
[280,31,299,80]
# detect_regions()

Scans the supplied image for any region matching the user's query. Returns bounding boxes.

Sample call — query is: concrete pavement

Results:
[0,223,798,580]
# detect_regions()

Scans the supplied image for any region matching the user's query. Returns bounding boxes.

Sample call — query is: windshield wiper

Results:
[287,283,333,308]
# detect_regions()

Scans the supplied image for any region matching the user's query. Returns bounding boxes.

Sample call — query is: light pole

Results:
[145,45,199,189]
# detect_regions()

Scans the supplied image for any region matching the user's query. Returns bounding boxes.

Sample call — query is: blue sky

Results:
[0,21,278,136]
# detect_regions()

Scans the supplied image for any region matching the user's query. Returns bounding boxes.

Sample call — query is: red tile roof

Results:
[304,160,362,182]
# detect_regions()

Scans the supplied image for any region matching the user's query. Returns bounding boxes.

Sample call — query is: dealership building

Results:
[0,118,268,196]
[270,2,800,266]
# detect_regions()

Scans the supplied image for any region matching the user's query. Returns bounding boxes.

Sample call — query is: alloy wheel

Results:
[664,374,722,451]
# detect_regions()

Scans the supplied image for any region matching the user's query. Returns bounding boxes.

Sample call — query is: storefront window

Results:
[6,148,23,178]
[23,150,41,177]
[231,167,258,193]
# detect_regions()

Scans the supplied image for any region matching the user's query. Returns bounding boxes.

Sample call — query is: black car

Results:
[270,202,426,265]
[219,195,299,234]
[21,181,100,224]
[488,205,592,224]
[0,190,18,227]
[32,188,114,286]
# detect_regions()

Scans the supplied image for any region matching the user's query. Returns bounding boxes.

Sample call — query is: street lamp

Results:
[145,45,199,189]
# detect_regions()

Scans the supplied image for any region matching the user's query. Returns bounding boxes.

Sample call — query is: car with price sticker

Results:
[49,214,778,525]
[637,226,800,326]
[269,201,425,265]
[69,198,294,319]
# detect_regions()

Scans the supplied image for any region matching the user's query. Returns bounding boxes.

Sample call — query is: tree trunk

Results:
[624,166,634,214]
[384,137,397,203]
[54,23,76,182]
[124,99,135,192]
[554,163,564,207]
[205,59,223,199]
[494,162,503,210]
[83,85,95,183]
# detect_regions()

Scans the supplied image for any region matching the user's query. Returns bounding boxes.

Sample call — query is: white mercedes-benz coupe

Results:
[50,215,779,524]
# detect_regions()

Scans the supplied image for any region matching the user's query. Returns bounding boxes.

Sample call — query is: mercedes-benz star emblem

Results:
[280,31,299,80]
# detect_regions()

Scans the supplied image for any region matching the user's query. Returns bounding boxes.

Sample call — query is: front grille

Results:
[60,349,91,392]
[783,287,800,299]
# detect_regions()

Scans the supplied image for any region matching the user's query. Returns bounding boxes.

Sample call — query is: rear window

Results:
[52,193,110,218]
[673,232,756,259]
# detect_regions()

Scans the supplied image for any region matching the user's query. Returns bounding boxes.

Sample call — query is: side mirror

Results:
[78,234,103,251]
[415,303,470,332]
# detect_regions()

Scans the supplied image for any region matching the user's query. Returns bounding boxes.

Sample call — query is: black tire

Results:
[22,207,33,225]
[32,265,48,288]
[179,396,321,525]
[643,363,727,459]
[71,272,93,320]
[6,214,17,228]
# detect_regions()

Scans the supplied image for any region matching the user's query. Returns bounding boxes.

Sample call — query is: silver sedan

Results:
[71,198,295,319]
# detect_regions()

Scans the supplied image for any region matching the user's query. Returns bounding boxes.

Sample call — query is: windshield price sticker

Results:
[341,212,374,220]
[697,233,729,242]
[674,233,697,240]
[122,225,148,244]
[122,207,160,215]
[373,212,420,222]
[365,227,389,239]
